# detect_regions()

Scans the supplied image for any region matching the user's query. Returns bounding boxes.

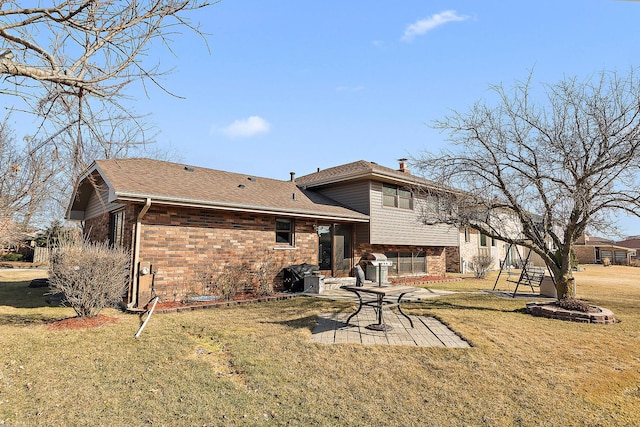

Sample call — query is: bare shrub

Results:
[48,240,130,318]
[213,263,252,301]
[193,270,215,296]
[471,254,494,279]
[253,250,288,297]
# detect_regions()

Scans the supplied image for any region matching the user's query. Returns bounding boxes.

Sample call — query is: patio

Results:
[307,286,471,348]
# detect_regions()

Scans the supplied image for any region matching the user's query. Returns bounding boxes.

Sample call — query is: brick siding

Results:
[573,245,596,264]
[136,206,317,301]
[445,246,460,273]
[83,202,455,305]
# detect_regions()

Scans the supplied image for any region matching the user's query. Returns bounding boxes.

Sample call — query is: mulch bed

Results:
[46,315,119,330]
[390,275,460,285]
[133,292,297,314]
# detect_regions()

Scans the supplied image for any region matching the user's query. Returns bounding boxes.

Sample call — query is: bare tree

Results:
[0,0,212,220]
[0,118,55,248]
[0,1,211,97]
[414,69,640,299]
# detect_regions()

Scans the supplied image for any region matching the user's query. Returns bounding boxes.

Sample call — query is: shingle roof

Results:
[295,160,439,189]
[615,238,640,249]
[72,158,369,221]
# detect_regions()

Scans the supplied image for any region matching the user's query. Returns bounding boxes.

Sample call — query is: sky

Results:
[8,0,640,236]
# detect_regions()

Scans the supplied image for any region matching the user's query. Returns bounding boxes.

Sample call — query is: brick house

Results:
[615,236,640,261]
[67,158,463,308]
[573,233,635,265]
[67,158,368,308]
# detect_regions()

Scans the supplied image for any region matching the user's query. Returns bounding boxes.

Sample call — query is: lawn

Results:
[0,265,638,426]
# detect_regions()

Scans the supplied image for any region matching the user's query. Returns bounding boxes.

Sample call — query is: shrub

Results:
[471,254,494,279]
[48,239,130,318]
[212,263,252,301]
[1,253,23,261]
[252,249,287,297]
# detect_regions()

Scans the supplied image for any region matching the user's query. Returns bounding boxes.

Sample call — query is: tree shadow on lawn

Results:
[261,296,529,331]
[403,299,529,314]
[0,313,57,326]
[0,280,53,309]
[263,314,319,331]
[262,308,355,332]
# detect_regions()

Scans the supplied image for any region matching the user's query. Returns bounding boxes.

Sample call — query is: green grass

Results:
[1,266,639,426]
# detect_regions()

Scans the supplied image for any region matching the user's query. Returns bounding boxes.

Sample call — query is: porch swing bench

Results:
[506,266,546,297]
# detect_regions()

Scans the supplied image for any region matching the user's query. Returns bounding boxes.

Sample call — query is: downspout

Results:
[459,227,464,274]
[129,198,152,309]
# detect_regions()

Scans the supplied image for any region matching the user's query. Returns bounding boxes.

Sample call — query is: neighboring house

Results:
[573,233,635,265]
[615,236,640,261]
[458,202,538,273]
[295,159,459,276]
[458,227,514,273]
[67,158,368,308]
[0,222,38,261]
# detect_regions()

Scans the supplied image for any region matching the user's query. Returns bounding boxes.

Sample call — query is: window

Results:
[480,233,488,247]
[384,251,426,274]
[275,218,294,245]
[109,209,125,247]
[382,183,412,209]
[382,183,397,207]
[464,227,470,243]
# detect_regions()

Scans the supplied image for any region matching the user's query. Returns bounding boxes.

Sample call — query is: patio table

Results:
[341,285,417,331]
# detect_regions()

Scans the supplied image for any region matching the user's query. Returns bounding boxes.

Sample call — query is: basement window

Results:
[276,218,294,245]
[385,251,427,274]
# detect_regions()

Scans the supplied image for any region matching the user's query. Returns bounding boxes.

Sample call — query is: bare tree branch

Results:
[414,69,640,298]
[0,0,214,228]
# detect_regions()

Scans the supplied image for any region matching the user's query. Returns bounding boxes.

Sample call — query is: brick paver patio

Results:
[308,287,470,348]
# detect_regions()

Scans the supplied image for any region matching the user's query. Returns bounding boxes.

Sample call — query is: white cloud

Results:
[402,10,469,42]
[221,115,271,138]
[336,85,365,92]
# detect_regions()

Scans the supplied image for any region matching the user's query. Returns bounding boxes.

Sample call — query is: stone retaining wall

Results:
[526,302,615,324]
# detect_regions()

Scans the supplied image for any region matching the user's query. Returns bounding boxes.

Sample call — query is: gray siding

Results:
[85,181,124,220]
[369,182,458,246]
[311,181,371,215]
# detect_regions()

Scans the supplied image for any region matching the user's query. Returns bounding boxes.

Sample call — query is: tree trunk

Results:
[555,273,576,299]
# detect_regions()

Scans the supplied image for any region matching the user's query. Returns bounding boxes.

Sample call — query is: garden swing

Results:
[492,243,549,297]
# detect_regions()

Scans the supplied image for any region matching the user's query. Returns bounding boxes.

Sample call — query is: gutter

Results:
[115,192,370,222]
[128,197,152,309]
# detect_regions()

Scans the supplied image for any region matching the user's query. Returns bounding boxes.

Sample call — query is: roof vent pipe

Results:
[290,172,295,181]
